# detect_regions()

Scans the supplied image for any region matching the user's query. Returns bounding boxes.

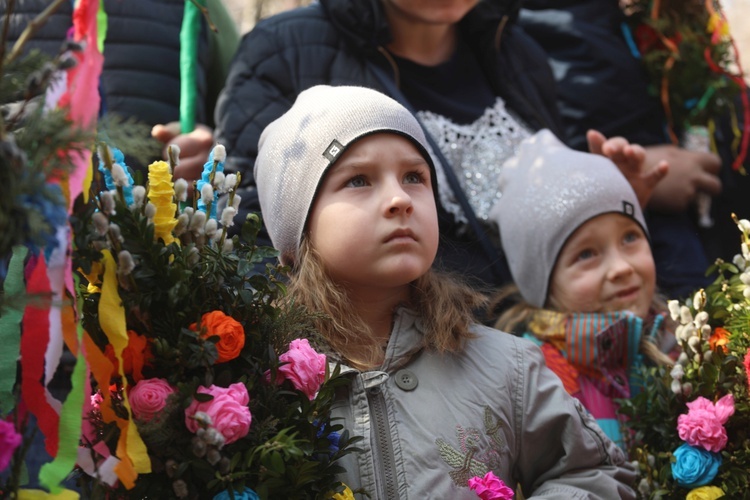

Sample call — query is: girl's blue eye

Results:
[576,249,595,261]
[404,171,425,184]
[346,176,367,188]
[623,230,640,244]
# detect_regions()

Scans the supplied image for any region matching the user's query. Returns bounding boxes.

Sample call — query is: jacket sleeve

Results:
[511,337,637,499]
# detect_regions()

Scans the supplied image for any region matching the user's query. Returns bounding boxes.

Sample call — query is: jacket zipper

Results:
[368,385,399,499]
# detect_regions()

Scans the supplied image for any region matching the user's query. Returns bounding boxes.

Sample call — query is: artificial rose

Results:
[686,485,725,500]
[744,349,750,393]
[274,338,326,400]
[468,471,514,500]
[213,487,259,500]
[192,311,245,363]
[0,420,23,471]
[671,443,721,488]
[185,383,251,444]
[129,378,175,422]
[708,327,729,353]
[677,394,734,452]
[329,486,355,500]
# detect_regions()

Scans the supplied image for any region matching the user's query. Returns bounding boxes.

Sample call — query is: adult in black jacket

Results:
[213,0,660,291]
[519,0,726,297]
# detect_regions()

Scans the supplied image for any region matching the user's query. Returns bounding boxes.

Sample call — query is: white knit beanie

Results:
[254,85,435,266]
[490,129,648,307]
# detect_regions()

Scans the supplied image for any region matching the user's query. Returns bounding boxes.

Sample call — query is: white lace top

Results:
[418,97,533,224]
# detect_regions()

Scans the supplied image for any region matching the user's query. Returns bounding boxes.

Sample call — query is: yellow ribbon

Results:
[17,489,80,500]
[98,250,151,487]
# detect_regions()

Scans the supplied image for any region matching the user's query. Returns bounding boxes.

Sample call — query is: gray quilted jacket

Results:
[331,308,636,499]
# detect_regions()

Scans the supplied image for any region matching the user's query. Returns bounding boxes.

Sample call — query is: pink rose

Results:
[130,378,175,422]
[0,420,23,471]
[184,383,251,445]
[677,394,735,452]
[468,471,514,500]
[744,350,750,392]
[273,339,326,400]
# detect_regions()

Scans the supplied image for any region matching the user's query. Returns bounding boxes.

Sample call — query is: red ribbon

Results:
[21,256,60,457]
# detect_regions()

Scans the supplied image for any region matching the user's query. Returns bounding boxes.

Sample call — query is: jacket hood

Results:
[319,0,524,54]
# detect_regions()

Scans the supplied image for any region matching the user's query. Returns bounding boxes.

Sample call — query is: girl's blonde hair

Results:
[491,284,674,366]
[286,239,487,370]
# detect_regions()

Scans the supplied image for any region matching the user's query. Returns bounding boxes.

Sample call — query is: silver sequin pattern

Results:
[417,97,532,223]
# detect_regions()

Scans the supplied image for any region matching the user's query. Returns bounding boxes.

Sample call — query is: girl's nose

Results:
[385,184,413,216]
[607,251,635,280]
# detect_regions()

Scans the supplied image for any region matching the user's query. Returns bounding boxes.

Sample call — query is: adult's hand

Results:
[151,122,215,184]
[586,129,669,208]
[642,144,721,214]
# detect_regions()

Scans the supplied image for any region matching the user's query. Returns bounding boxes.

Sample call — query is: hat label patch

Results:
[622,201,635,216]
[323,139,344,162]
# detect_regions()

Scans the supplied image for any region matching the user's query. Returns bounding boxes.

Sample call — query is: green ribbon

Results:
[0,246,28,415]
[179,0,205,133]
[39,274,87,493]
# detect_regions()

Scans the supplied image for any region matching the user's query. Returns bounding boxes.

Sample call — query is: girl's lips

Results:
[613,286,640,301]
[384,228,416,243]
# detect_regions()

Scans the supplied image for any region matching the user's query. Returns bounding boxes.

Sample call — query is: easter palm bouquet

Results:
[69,145,361,499]
[618,215,750,499]
[621,0,749,170]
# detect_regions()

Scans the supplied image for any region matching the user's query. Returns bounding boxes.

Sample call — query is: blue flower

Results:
[98,147,134,206]
[671,443,721,488]
[315,421,341,455]
[213,487,259,500]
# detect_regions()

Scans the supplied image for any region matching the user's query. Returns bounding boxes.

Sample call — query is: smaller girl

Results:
[254,85,636,499]
[491,130,676,446]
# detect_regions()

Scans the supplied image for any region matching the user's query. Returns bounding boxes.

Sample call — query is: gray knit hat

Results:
[254,85,435,266]
[490,129,648,307]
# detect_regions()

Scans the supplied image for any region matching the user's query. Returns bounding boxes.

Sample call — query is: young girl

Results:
[491,129,676,446]
[254,85,636,498]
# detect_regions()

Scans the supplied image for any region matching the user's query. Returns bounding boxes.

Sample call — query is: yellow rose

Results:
[687,486,725,500]
[147,161,178,245]
[329,486,355,500]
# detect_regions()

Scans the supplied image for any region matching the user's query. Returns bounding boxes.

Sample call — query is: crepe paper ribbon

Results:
[58,0,103,211]
[39,276,87,493]
[76,355,116,484]
[96,0,107,54]
[179,0,205,133]
[21,256,60,457]
[98,250,151,487]
[82,330,117,437]
[704,47,750,172]
[43,228,68,408]
[17,489,80,499]
[0,246,28,414]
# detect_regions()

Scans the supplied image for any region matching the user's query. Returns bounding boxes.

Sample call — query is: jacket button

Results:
[394,369,418,391]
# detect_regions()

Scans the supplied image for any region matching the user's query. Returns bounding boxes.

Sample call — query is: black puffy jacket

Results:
[214,0,564,288]
[4,0,211,129]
